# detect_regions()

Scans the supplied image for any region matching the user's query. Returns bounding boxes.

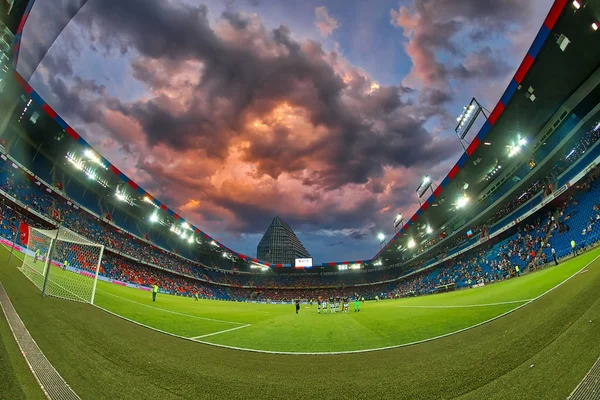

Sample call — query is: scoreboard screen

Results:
[295,258,313,268]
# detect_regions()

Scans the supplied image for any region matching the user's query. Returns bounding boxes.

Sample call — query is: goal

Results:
[19,225,105,304]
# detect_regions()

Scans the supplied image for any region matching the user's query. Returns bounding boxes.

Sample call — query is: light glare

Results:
[456,196,469,209]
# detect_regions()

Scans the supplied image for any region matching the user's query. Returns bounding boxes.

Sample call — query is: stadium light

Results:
[378,233,385,242]
[182,222,190,229]
[84,149,104,167]
[407,238,416,248]
[222,252,227,257]
[593,22,598,31]
[572,0,581,9]
[508,136,527,157]
[149,213,158,223]
[394,213,404,231]
[115,191,126,202]
[416,175,435,199]
[426,225,432,234]
[456,195,469,209]
[188,235,193,244]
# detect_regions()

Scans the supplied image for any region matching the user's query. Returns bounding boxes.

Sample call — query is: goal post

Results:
[19,224,105,304]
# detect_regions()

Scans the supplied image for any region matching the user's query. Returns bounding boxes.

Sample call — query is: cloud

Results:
[25,0,544,260]
[390,0,534,100]
[314,6,340,37]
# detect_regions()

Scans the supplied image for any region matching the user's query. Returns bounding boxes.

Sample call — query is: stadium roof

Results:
[6,0,600,269]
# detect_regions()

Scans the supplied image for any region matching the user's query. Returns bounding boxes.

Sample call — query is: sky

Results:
[16,0,554,263]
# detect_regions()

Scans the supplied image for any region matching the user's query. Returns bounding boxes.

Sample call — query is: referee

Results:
[152,284,159,302]
[295,299,300,314]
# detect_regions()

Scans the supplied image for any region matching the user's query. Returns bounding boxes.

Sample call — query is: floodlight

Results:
[211,240,218,247]
[456,195,469,209]
[407,238,416,248]
[572,0,581,9]
[149,213,158,223]
[394,213,402,223]
[115,191,125,201]
[182,222,190,229]
[378,233,385,242]
[518,137,527,146]
[188,235,193,244]
[416,175,434,198]
[593,22,598,31]
[222,252,227,257]
[426,225,432,234]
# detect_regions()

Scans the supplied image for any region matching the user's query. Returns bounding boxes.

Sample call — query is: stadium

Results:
[1,0,600,398]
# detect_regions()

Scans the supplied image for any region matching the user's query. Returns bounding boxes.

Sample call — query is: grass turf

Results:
[1,246,600,399]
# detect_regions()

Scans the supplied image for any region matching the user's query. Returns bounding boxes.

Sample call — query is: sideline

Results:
[94,253,600,355]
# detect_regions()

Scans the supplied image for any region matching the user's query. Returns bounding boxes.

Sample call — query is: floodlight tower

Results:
[455,97,489,150]
[378,233,385,249]
[416,175,437,205]
[393,213,404,233]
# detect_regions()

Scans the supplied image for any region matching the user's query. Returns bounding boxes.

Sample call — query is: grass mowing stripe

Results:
[96,288,248,325]
[396,299,533,308]
[190,324,252,339]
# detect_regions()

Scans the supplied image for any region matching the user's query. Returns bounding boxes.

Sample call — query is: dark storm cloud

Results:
[69,0,456,190]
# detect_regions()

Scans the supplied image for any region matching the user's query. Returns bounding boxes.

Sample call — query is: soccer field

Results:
[2,246,600,399]
[12,243,600,353]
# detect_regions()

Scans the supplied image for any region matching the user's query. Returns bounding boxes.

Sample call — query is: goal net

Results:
[19,225,105,304]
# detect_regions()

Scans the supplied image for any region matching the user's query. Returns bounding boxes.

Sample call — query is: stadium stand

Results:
[1,141,599,301]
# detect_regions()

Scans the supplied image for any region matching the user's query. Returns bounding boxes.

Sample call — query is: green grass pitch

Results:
[1,245,600,399]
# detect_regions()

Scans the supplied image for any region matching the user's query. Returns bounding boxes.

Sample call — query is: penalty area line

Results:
[190,324,252,340]
[396,299,533,309]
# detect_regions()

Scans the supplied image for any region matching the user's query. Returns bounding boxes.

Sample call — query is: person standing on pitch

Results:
[354,297,360,312]
[152,284,159,302]
[571,240,577,256]
[295,299,300,314]
[551,247,558,266]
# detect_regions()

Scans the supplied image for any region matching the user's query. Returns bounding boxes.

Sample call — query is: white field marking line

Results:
[396,299,533,309]
[97,288,247,325]
[190,324,252,340]
[90,253,600,355]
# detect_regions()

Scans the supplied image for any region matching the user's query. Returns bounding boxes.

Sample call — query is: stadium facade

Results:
[256,216,311,265]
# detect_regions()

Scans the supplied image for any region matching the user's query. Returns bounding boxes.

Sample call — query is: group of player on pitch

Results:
[310,296,362,314]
